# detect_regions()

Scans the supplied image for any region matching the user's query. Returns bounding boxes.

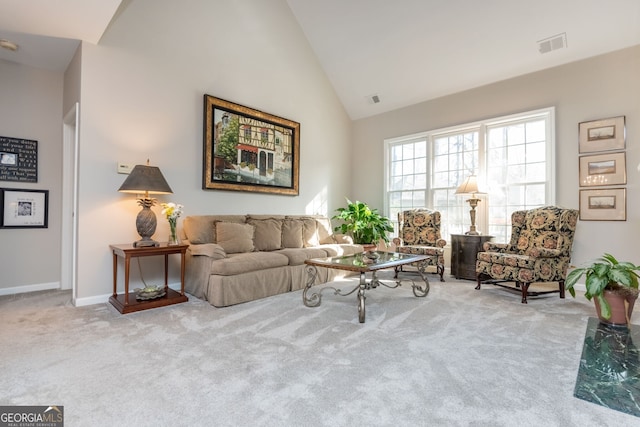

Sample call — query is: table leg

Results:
[112,252,118,298]
[164,253,169,292]
[412,260,431,297]
[358,272,366,323]
[124,255,131,306]
[303,265,322,307]
[180,251,186,296]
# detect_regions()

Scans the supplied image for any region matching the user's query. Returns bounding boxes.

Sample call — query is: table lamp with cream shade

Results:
[118,160,173,247]
[455,175,486,235]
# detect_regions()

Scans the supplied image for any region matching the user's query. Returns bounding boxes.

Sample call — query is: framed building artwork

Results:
[0,188,49,228]
[202,95,300,196]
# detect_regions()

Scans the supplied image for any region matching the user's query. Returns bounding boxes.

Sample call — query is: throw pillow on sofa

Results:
[216,222,255,253]
[247,218,283,251]
[282,218,304,248]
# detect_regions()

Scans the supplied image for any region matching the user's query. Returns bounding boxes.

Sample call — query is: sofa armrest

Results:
[184,249,215,300]
[393,237,446,249]
[327,233,353,244]
[188,243,227,260]
[483,242,509,253]
[526,247,562,258]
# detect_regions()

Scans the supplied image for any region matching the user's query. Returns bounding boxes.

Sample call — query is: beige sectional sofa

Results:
[181,214,363,307]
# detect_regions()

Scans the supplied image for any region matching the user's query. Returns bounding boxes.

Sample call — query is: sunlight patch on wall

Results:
[306,186,328,216]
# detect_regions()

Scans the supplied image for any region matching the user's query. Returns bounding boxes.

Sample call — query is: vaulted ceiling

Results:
[1,0,639,119]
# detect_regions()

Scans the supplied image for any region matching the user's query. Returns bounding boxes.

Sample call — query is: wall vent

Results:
[537,33,567,54]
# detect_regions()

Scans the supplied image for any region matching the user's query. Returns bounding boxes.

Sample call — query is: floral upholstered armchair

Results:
[393,209,446,282]
[475,206,579,303]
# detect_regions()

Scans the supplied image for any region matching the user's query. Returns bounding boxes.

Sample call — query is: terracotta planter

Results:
[361,243,377,253]
[594,289,638,326]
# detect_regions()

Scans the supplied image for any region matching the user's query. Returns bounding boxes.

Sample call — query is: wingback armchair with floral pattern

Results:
[475,206,579,303]
[393,208,446,281]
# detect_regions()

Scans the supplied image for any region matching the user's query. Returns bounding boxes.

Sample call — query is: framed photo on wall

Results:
[0,188,49,228]
[579,188,626,221]
[578,116,625,153]
[578,151,626,187]
[0,136,38,183]
[202,94,300,196]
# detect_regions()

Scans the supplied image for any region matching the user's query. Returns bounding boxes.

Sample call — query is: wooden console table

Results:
[450,234,493,280]
[109,243,189,314]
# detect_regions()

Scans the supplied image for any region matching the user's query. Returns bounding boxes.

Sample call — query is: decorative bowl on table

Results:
[364,251,380,261]
[134,285,166,300]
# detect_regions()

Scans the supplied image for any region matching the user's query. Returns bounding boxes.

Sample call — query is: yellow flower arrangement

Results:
[161,202,184,244]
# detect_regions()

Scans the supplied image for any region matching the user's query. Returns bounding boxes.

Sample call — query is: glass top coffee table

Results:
[303,251,431,323]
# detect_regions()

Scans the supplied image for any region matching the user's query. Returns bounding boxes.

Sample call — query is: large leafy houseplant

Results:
[565,253,640,321]
[332,199,394,246]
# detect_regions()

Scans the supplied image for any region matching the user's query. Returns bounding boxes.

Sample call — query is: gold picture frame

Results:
[579,188,626,221]
[578,116,625,153]
[578,152,626,187]
[203,95,300,195]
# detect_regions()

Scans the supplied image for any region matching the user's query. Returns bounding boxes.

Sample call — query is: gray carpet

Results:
[1,273,638,427]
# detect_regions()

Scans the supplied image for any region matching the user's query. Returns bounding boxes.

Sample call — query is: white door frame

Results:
[61,102,80,304]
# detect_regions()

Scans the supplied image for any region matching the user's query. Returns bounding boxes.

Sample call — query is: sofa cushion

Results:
[247,217,283,251]
[183,215,246,244]
[314,216,333,245]
[216,222,255,253]
[210,252,289,275]
[282,219,304,248]
[275,247,329,266]
[299,217,319,247]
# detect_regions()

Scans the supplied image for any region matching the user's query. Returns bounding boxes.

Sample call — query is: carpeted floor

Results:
[1,273,638,426]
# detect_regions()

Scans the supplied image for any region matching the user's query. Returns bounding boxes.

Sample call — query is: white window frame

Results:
[384,107,556,244]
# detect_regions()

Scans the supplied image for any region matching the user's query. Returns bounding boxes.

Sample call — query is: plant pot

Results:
[361,243,377,253]
[594,289,639,326]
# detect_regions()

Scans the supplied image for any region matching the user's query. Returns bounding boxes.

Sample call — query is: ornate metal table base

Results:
[303,262,430,323]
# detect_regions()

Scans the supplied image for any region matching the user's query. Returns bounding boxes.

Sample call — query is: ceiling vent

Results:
[366,94,381,104]
[537,33,567,54]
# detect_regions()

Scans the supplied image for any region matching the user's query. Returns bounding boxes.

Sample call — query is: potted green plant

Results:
[332,199,394,249]
[565,253,640,325]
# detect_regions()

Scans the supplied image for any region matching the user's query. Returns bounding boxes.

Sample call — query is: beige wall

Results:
[0,60,64,292]
[352,45,640,268]
[72,0,352,302]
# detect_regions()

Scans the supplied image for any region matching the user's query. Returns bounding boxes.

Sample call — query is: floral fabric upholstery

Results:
[476,206,579,303]
[393,209,446,281]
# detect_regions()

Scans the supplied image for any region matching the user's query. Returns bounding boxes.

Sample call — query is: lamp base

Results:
[133,238,159,248]
[465,231,480,236]
[134,203,159,248]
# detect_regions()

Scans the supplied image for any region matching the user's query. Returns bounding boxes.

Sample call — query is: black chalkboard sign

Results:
[0,136,38,183]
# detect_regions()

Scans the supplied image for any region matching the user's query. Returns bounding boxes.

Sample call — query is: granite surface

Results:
[574,317,640,417]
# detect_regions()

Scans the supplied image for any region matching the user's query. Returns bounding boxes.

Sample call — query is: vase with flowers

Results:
[161,202,184,245]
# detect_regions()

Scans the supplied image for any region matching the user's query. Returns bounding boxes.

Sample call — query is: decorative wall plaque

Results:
[0,136,38,183]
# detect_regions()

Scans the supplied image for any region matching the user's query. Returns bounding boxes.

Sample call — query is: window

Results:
[387,138,427,232]
[385,107,555,243]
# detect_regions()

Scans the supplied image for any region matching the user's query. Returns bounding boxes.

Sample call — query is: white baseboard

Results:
[0,281,60,296]
[74,293,111,307]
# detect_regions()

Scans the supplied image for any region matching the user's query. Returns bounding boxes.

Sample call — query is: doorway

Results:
[61,103,79,304]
